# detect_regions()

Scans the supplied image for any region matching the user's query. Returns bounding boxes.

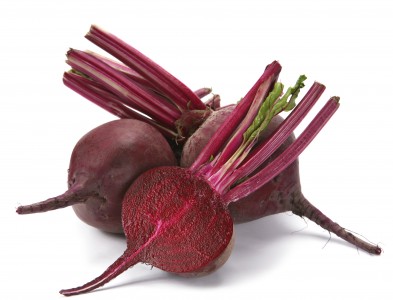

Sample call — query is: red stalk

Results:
[190,61,282,172]
[85,25,206,111]
[188,61,339,205]
[193,87,213,99]
[63,72,178,139]
[85,50,155,89]
[204,76,277,179]
[214,82,326,193]
[66,49,180,127]
[223,97,340,204]
[204,93,221,110]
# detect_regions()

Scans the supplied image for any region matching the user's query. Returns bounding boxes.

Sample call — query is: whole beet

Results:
[182,112,381,254]
[16,119,177,233]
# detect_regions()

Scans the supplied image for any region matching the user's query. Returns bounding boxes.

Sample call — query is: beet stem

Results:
[63,72,178,139]
[190,61,282,172]
[63,71,149,119]
[16,185,89,214]
[217,82,326,192]
[224,97,340,203]
[205,74,284,179]
[207,75,307,190]
[291,194,382,255]
[193,87,213,99]
[85,50,155,89]
[66,49,179,127]
[86,25,206,110]
[204,93,221,110]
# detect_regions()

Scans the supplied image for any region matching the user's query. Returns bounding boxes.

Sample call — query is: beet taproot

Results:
[16,119,177,233]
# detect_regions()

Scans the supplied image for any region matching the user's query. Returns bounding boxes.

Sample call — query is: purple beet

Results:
[180,66,381,255]
[16,119,177,233]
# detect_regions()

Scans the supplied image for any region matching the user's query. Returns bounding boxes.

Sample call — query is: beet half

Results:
[60,166,234,296]
[16,119,177,233]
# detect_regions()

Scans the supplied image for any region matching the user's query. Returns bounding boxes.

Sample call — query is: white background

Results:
[1,0,392,299]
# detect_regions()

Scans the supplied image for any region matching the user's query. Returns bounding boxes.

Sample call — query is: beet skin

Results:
[17,119,177,233]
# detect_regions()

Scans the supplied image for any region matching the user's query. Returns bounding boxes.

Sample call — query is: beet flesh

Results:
[60,166,234,296]
[17,119,177,233]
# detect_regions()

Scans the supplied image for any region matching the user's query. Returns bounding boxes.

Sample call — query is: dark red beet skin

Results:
[16,119,177,233]
[60,166,234,296]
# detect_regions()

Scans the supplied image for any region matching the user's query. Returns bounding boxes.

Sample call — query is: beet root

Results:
[182,106,381,254]
[60,166,234,296]
[16,119,177,233]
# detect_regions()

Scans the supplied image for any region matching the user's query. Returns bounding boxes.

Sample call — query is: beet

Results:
[193,62,381,256]
[16,119,177,233]
[184,64,381,255]
[60,167,234,296]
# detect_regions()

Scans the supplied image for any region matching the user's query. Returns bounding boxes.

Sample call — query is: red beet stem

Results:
[223,97,340,204]
[216,82,326,192]
[190,61,282,172]
[63,72,178,139]
[86,25,206,111]
[66,49,180,127]
[60,249,140,296]
[204,93,221,110]
[84,50,155,89]
[63,71,149,119]
[70,50,180,116]
[291,194,382,255]
[16,185,90,214]
[194,87,213,99]
[205,74,279,178]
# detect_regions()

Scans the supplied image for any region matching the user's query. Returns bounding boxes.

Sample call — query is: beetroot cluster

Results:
[16,25,381,297]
